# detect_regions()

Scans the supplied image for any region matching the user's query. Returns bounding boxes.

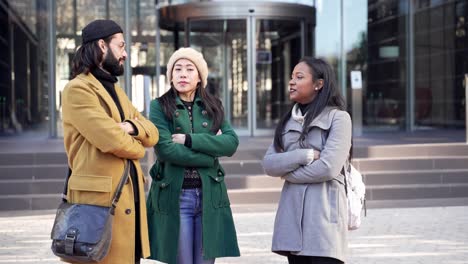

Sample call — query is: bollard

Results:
[466,74,468,144]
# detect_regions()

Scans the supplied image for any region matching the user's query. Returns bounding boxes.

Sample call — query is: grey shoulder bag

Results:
[50,160,131,263]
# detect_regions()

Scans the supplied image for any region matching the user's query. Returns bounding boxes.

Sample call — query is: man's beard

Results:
[102,50,124,76]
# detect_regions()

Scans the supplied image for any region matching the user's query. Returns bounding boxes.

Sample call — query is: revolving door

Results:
[159,2,315,136]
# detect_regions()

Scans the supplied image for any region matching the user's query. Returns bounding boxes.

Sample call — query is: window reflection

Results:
[55,0,161,122]
[2,0,467,137]
[366,0,407,128]
[256,19,302,129]
[0,0,50,136]
[189,20,248,129]
[414,0,468,128]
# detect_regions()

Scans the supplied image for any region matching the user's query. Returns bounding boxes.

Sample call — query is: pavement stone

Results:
[0,205,467,264]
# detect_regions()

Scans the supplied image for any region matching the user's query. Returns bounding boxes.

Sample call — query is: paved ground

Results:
[1,129,466,153]
[0,204,467,264]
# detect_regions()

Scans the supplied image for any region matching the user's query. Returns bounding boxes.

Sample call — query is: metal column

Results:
[465,74,468,143]
[153,1,161,110]
[48,0,57,137]
[124,0,132,99]
[247,16,255,136]
[406,0,415,131]
[339,0,346,99]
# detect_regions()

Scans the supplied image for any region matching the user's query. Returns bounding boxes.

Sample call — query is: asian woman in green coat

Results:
[147,47,240,264]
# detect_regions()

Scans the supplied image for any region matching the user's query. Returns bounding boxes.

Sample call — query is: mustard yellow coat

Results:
[61,73,159,264]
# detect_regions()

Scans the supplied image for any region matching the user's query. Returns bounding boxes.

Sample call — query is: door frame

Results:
[251,16,308,136]
[159,1,315,136]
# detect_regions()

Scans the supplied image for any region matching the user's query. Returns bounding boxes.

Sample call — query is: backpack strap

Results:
[342,161,349,197]
[320,128,346,186]
[319,109,352,194]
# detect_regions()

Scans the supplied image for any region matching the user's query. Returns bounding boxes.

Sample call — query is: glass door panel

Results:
[255,19,302,132]
[189,18,304,135]
[189,19,249,132]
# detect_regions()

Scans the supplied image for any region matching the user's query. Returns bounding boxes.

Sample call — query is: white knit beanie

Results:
[166,47,208,89]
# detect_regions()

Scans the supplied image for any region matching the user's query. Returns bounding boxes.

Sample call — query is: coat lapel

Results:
[77,73,123,122]
[284,118,303,133]
[115,83,130,120]
[307,107,337,130]
[284,106,338,133]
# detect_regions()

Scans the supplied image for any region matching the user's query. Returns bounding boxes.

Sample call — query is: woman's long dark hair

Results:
[273,57,346,152]
[158,83,224,133]
[71,36,113,78]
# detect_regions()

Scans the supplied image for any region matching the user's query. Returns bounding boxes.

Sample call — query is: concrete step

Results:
[0,164,68,180]
[224,169,468,190]
[2,142,468,210]
[229,197,468,213]
[221,160,265,175]
[2,145,467,177]
[221,149,266,161]
[363,169,468,185]
[361,197,468,209]
[0,151,151,166]
[2,140,466,162]
[0,179,64,195]
[2,182,467,211]
[352,143,468,159]
[228,188,281,204]
[5,157,466,183]
[227,183,468,205]
[0,194,61,211]
[228,142,468,159]
[4,167,466,196]
[2,177,467,210]
[367,183,468,200]
[0,164,149,180]
[225,174,284,190]
[221,156,468,176]
[0,152,67,166]
[354,156,468,171]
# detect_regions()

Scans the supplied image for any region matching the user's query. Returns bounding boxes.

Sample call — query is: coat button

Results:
[218,171,223,176]
[161,183,167,188]
[215,177,220,182]
[125,209,131,215]
[175,111,180,117]
[202,122,208,127]
[202,110,207,115]
[176,126,181,131]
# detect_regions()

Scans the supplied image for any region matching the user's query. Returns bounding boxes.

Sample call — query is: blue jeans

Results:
[177,188,215,264]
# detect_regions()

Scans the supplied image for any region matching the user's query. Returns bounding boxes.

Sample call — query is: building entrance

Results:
[158,2,315,136]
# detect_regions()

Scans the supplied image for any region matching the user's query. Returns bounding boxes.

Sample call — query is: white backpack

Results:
[344,163,366,230]
[320,110,366,230]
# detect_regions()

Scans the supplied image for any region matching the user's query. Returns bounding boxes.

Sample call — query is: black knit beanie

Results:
[82,19,123,44]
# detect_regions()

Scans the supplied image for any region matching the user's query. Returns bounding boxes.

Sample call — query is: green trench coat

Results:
[147,96,241,264]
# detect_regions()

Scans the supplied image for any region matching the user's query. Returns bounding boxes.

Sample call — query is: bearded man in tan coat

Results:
[61,19,159,264]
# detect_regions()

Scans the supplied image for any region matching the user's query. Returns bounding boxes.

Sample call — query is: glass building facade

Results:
[0,0,467,137]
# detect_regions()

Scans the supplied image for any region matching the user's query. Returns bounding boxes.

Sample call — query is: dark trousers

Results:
[287,255,344,264]
[131,163,142,263]
[135,200,141,262]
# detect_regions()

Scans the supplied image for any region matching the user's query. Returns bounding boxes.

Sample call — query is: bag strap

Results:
[61,168,72,202]
[320,111,367,216]
[110,160,131,210]
[319,109,351,196]
[62,160,132,212]
[342,164,349,197]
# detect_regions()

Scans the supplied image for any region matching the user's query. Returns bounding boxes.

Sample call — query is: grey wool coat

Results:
[262,106,352,262]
